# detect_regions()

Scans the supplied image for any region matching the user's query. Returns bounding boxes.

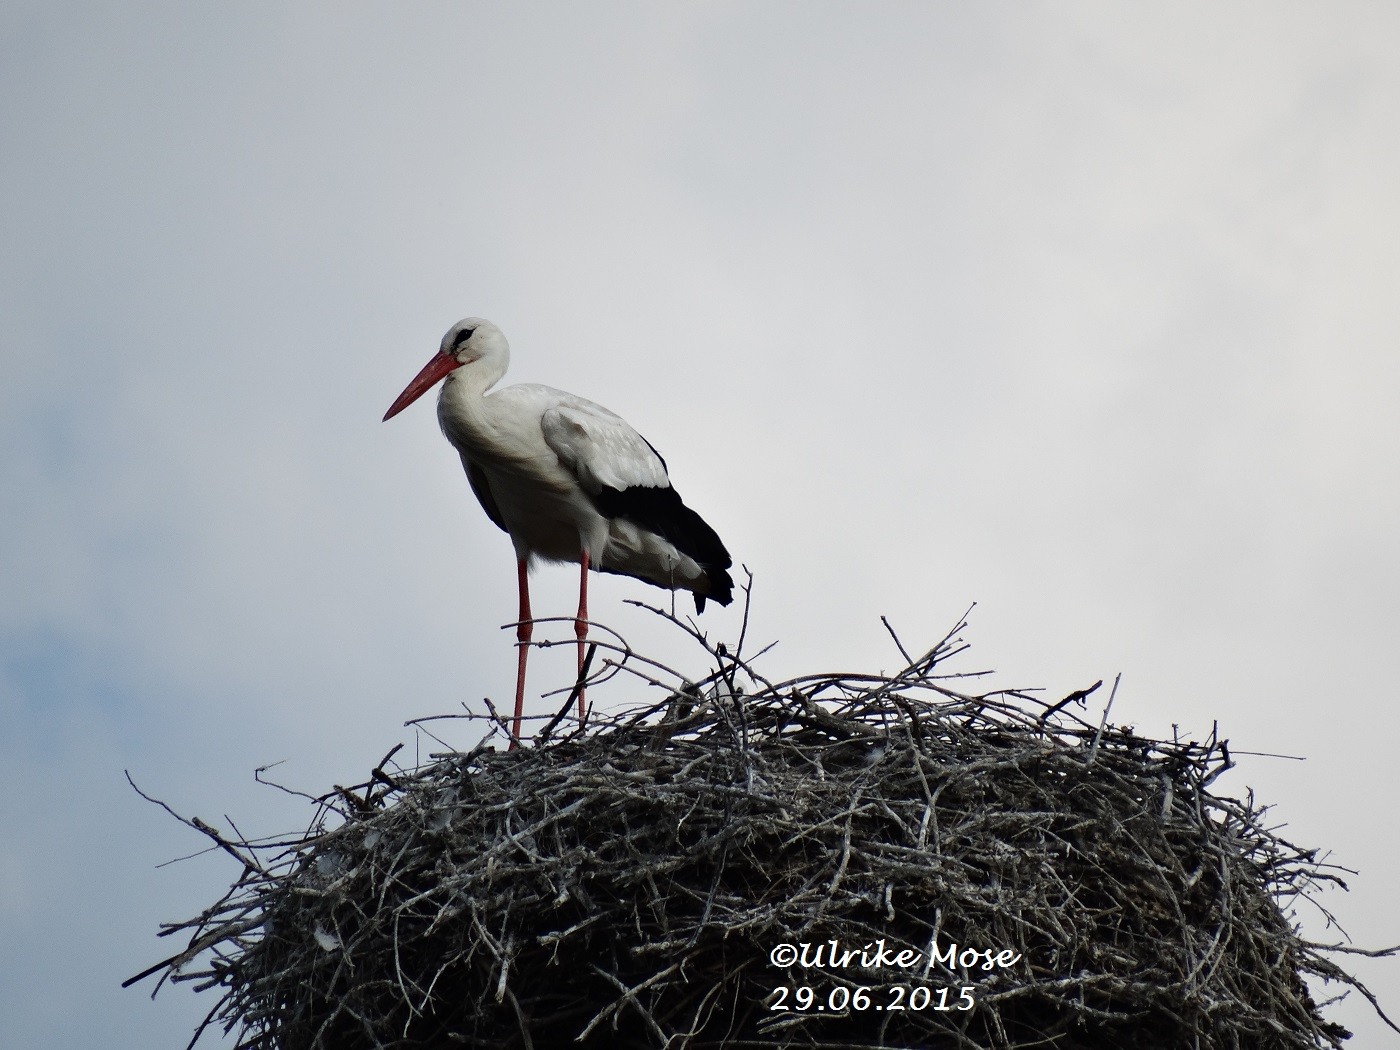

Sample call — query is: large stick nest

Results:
[130,603,1394,1049]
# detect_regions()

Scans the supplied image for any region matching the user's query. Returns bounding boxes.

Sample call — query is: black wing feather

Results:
[464,458,508,534]
[592,483,733,610]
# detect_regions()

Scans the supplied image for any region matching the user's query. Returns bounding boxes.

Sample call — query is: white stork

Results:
[384,317,733,745]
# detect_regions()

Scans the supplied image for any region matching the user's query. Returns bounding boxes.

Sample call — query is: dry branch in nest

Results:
[128,597,1396,1049]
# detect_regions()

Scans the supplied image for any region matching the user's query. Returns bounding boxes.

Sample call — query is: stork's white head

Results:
[440,317,509,365]
[383,317,510,422]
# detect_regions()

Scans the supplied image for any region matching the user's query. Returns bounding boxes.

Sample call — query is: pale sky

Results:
[3,3,1398,1045]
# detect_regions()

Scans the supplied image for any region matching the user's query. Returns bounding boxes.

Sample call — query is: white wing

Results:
[540,395,670,494]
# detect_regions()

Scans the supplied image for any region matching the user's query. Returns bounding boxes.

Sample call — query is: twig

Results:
[1085,672,1121,767]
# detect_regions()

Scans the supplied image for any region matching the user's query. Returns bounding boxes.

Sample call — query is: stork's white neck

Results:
[437,352,511,444]
[445,347,508,398]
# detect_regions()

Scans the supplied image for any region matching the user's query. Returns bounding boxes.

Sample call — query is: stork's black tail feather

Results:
[694,561,734,614]
[593,482,733,612]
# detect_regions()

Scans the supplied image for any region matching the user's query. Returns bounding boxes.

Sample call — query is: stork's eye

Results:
[453,327,476,349]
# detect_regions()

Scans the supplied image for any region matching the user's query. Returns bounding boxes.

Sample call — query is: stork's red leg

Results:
[512,557,532,749]
[575,551,589,722]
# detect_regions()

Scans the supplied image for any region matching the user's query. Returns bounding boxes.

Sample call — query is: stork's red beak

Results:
[383,352,463,422]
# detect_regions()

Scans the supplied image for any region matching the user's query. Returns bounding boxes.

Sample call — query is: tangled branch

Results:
[127,594,1395,1049]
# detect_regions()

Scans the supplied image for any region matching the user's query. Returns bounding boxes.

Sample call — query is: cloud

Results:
[3,4,1398,1044]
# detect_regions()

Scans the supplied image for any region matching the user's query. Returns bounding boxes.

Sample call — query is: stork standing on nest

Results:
[384,318,734,745]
